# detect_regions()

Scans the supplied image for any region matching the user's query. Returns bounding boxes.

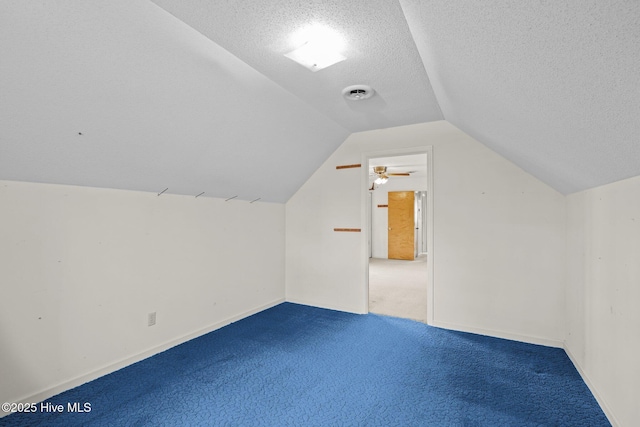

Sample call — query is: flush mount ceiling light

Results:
[284,25,346,72]
[342,85,375,101]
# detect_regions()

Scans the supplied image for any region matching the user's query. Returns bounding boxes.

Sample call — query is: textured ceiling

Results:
[1,0,638,203]
[150,0,443,133]
[0,0,349,203]
[400,0,640,194]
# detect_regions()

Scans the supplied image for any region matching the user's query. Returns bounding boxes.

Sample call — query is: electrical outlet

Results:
[148,312,156,327]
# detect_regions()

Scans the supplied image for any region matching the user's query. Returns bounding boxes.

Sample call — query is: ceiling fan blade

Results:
[387,173,411,176]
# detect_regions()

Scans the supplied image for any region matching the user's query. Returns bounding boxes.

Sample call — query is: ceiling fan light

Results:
[373,166,387,174]
[374,176,389,185]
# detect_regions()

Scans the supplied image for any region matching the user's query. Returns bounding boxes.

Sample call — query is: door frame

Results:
[360,146,434,324]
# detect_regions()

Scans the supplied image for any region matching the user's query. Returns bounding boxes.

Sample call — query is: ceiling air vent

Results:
[342,85,375,101]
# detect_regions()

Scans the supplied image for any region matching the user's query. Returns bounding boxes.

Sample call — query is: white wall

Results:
[286,121,566,345]
[370,176,427,259]
[0,180,285,406]
[566,176,640,427]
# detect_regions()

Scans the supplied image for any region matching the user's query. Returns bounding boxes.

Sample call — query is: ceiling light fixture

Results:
[284,25,346,72]
[374,176,388,185]
[373,166,389,185]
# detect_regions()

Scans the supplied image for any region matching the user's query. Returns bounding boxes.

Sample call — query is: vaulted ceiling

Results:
[1,1,638,202]
[402,0,640,194]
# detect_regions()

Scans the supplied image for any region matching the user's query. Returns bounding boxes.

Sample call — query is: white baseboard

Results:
[428,321,618,426]
[3,298,285,418]
[285,297,365,315]
[563,345,619,427]
[429,319,564,348]
[285,301,562,348]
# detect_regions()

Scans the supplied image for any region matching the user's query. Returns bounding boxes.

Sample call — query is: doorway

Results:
[366,152,430,323]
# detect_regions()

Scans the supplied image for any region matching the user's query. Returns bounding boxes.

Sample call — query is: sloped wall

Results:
[0,181,285,406]
[286,121,566,345]
[566,176,640,426]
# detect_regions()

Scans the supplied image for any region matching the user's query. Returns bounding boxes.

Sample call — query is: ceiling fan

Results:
[369,166,411,190]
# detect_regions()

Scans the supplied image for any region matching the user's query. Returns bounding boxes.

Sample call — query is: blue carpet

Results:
[1,303,609,426]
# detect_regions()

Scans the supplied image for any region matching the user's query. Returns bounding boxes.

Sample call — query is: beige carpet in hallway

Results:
[368,254,428,323]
